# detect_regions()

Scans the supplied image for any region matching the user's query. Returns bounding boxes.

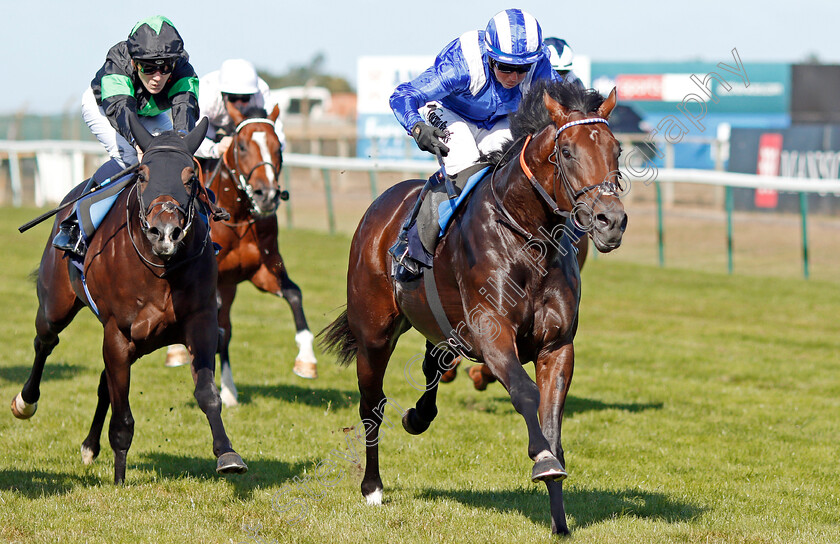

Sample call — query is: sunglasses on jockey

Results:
[136,59,176,75]
[490,59,533,74]
[223,93,254,104]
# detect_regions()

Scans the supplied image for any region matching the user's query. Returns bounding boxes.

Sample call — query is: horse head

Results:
[129,114,209,259]
[530,83,628,252]
[224,102,284,216]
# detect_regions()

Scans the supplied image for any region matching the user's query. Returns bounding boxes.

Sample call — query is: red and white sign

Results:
[755,133,783,208]
[615,74,663,101]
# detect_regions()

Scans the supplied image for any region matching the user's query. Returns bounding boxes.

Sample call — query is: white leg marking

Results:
[81,445,95,465]
[295,330,317,364]
[535,449,554,462]
[365,489,383,506]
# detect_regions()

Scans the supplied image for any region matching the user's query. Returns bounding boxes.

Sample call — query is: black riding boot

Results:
[389,171,443,281]
[52,215,86,257]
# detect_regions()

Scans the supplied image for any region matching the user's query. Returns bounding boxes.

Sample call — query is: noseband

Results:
[223,117,283,216]
[492,117,622,240]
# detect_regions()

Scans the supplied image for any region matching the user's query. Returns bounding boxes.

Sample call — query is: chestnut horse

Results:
[320,80,627,535]
[11,115,247,484]
[166,103,317,404]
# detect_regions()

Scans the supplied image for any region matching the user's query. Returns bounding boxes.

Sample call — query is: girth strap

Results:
[422,267,470,359]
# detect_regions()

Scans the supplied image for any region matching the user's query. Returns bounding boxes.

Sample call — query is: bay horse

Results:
[166,102,317,404]
[320,80,627,535]
[10,114,248,484]
[449,234,589,389]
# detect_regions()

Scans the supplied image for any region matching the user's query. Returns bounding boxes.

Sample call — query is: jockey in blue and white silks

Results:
[390,8,577,175]
[388,9,580,280]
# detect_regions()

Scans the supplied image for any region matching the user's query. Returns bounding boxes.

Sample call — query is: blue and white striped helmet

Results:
[484,9,544,65]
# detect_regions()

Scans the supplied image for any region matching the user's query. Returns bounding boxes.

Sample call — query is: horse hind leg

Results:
[402,341,456,435]
[12,296,82,419]
[80,370,110,465]
[216,285,238,406]
[281,274,318,380]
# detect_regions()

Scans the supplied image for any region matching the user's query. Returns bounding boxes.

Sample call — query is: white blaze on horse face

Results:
[590,130,599,141]
[252,132,276,183]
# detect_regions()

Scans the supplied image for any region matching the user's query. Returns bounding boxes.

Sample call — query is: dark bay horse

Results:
[166,102,316,404]
[11,115,247,484]
[321,80,627,535]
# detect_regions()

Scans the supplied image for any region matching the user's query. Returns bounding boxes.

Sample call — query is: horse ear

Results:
[226,100,245,126]
[597,87,618,119]
[269,103,280,123]
[129,112,154,153]
[184,117,209,155]
[544,91,571,123]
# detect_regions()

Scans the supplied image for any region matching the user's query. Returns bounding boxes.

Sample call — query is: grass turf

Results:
[0,206,838,543]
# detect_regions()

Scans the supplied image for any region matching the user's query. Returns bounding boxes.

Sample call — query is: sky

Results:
[2,0,838,115]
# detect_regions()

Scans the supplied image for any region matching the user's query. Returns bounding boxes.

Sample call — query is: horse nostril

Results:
[595,213,611,228]
[619,214,628,232]
[171,227,183,241]
[148,227,161,239]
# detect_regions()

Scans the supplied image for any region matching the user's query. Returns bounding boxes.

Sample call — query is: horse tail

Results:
[317,307,358,367]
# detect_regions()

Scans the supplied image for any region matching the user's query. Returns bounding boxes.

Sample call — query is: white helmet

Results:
[545,37,574,73]
[218,59,260,94]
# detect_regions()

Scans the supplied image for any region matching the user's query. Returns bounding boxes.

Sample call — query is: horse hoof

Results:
[165,344,189,367]
[10,393,37,419]
[401,408,432,435]
[439,356,461,383]
[468,365,489,391]
[216,452,248,474]
[81,444,99,465]
[220,386,239,407]
[531,455,567,482]
[293,360,317,379]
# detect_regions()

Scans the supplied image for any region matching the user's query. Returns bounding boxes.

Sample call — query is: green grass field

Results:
[0,206,838,543]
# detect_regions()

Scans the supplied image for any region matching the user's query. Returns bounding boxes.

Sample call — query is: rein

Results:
[491,116,618,240]
[222,117,283,218]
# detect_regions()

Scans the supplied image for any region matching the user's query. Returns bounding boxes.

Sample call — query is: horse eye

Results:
[561,148,573,160]
[238,142,247,152]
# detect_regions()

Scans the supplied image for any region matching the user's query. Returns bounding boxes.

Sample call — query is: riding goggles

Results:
[492,59,533,74]
[224,93,254,103]
[136,60,175,75]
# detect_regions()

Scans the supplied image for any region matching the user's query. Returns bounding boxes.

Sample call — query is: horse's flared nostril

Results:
[147,227,161,239]
[619,213,628,232]
[170,227,184,242]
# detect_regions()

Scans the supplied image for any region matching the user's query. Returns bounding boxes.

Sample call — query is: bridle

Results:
[492,116,623,240]
[127,146,208,274]
[222,117,283,217]
[135,146,199,237]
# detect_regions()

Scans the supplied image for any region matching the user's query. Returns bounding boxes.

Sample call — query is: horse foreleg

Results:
[482,339,564,482]
[216,284,238,406]
[80,370,109,464]
[250,260,317,379]
[402,341,455,435]
[102,320,134,484]
[535,343,575,536]
[187,316,247,474]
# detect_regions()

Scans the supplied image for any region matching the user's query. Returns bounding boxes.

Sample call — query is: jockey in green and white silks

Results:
[84,15,199,168]
[54,15,199,257]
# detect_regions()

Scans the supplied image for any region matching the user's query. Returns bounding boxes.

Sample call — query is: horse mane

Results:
[482,79,606,166]
[241,106,268,119]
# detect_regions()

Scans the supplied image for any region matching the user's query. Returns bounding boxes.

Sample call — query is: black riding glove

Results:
[411,122,450,156]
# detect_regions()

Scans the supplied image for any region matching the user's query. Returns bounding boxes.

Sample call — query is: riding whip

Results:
[18,163,141,233]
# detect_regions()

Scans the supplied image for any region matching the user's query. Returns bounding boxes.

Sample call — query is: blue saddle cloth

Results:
[435,166,490,240]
